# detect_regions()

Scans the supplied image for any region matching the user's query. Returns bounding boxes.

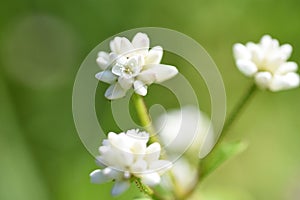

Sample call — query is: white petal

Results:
[269,73,300,91]
[111,181,130,196]
[143,64,178,83]
[119,38,134,54]
[132,33,150,49]
[95,156,106,168]
[96,51,110,70]
[109,52,118,62]
[236,59,258,76]
[105,83,127,100]
[280,44,292,60]
[112,63,123,76]
[145,142,161,162]
[254,72,272,89]
[107,132,117,140]
[102,167,124,180]
[95,71,117,84]
[137,70,156,85]
[110,37,133,55]
[118,77,134,90]
[110,37,121,53]
[140,173,161,186]
[145,46,163,64]
[265,53,284,71]
[246,42,264,64]
[118,56,128,65]
[132,32,149,55]
[276,62,298,74]
[130,140,146,154]
[261,35,272,43]
[90,169,112,184]
[127,55,139,66]
[260,35,275,48]
[127,56,143,76]
[134,80,148,96]
[120,151,135,167]
[99,145,110,154]
[98,51,109,58]
[131,160,147,173]
[261,35,279,53]
[233,43,251,60]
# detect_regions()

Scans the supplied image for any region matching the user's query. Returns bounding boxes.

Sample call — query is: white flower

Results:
[233,35,300,91]
[155,106,215,158]
[155,106,214,196]
[162,158,198,197]
[90,129,172,196]
[95,32,178,99]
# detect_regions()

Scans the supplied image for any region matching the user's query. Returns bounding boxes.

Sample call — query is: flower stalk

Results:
[182,83,258,200]
[219,82,257,142]
[134,179,153,195]
[204,83,257,167]
[135,179,164,200]
[132,93,159,144]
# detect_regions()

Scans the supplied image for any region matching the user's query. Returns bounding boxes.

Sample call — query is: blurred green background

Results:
[1,0,300,199]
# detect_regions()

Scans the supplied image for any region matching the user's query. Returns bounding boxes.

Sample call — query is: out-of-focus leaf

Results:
[199,141,248,180]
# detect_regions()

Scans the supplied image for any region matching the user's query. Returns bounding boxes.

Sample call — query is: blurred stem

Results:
[219,82,257,142]
[132,93,159,144]
[205,83,257,167]
[168,170,182,199]
[183,83,258,200]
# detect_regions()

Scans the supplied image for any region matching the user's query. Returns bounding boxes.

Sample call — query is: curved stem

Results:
[182,83,258,200]
[219,83,257,141]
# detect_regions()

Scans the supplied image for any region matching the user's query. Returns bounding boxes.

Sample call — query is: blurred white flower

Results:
[233,35,299,91]
[155,106,214,197]
[95,32,178,99]
[90,129,172,196]
[162,157,198,198]
[155,106,215,158]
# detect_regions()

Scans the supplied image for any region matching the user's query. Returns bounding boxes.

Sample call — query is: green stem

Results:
[182,83,258,200]
[206,83,257,167]
[168,170,182,199]
[134,179,164,200]
[132,93,159,144]
[219,83,257,142]
[132,94,188,199]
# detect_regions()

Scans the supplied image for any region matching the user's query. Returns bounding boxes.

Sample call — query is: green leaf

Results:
[199,141,248,180]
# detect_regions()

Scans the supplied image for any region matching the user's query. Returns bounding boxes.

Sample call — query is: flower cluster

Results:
[233,35,299,91]
[95,32,178,99]
[88,33,300,199]
[90,129,172,196]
